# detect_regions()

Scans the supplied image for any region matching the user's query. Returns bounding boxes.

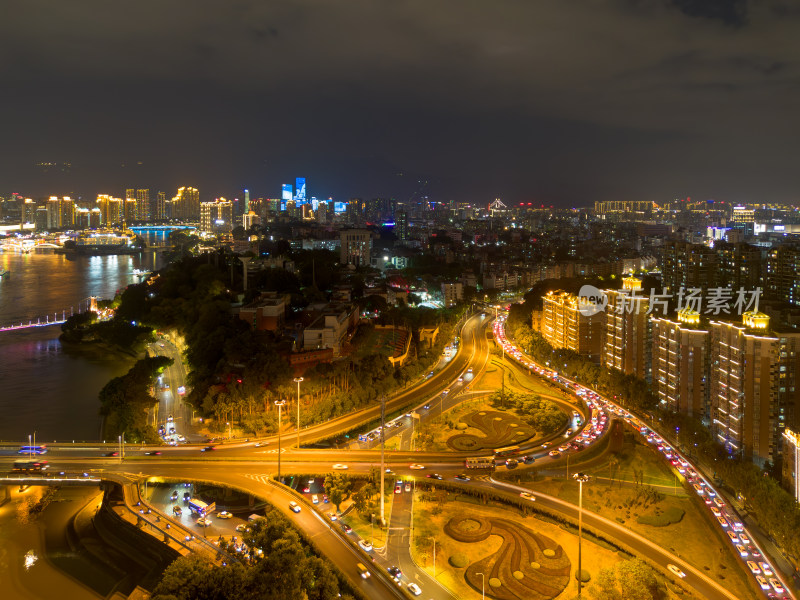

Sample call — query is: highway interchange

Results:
[2,310,794,600]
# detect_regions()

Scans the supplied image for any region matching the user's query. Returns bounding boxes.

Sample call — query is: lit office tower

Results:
[766,244,800,306]
[200,198,234,233]
[603,275,651,379]
[154,191,167,221]
[541,290,604,361]
[295,178,306,204]
[651,308,709,418]
[135,189,150,221]
[340,228,372,267]
[396,209,408,242]
[710,312,800,466]
[172,187,200,222]
[244,189,250,213]
[281,184,293,211]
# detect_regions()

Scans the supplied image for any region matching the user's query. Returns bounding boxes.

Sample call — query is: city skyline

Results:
[3,1,800,205]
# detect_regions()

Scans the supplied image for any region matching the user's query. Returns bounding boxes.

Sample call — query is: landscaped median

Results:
[408,478,712,600]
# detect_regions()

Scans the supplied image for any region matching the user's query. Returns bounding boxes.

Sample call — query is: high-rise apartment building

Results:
[662,241,718,294]
[171,187,200,222]
[96,195,124,226]
[766,244,800,306]
[441,282,464,308]
[715,241,762,291]
[397,209,409,242]
[603,276,651,380]
[709,312,800,466]
[651,308,710,418]
[541,290,604,361]
[135,189,150,221]
[23,199,37,224]
[124,198,137,224]
[200,198,234,233]
[340,229,372,267]
[154,191,167,221]
[45,196,75,229]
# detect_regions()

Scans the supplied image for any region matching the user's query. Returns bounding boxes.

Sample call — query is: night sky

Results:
[3,0,799,206]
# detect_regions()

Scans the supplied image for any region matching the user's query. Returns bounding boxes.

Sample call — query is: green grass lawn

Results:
[339,489,394,548]
[527,472,759,600]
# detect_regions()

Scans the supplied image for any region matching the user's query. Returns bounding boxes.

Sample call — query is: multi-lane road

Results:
[2,309,784,600]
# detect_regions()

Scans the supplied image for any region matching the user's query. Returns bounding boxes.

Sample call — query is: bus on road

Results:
[18,445,47,455]
[187,498,209,516]
[12,460,48,473]
[465,456,495,469]
[493,445,520,458]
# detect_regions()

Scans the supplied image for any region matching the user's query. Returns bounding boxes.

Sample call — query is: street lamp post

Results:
[227,421,231,440]
[477,571,485,600]
[294,377,304,449]
[28,434,32,459]
[573,472,590,597]
[380,395,386,527]
[274,400,286,484]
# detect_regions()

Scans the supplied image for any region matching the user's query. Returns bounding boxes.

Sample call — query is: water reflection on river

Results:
[0,250,164,442]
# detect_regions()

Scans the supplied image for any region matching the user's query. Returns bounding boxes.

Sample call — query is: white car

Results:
[667,564,686,578]
[217,511,233,519]
[289,501,301,513]
[409,464,425,470]
[328,512,338,521]
[358,539,373,552]
[407,582,422,596]
[520,492,536,501]
[196,517,212,527]
[332,464,348,470]
[311,494,319,504]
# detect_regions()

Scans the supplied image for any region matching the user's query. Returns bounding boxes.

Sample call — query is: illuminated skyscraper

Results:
[135,189,150,221]
[281,184,293,211]
[200,198,234,233]
[603,276,650,380]
[172,187,200,221]
[154,191,167,221]
[709,312,800,465]
[541,290,604,361]
[295,178,306,204]
[651,309,709,418]
[45,196,75,229]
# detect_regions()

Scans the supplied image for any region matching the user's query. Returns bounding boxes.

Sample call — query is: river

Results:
[0,250,165,443]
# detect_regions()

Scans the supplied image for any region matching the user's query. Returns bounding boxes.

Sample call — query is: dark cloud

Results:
[669,0,748,26]
[1,0,800,204]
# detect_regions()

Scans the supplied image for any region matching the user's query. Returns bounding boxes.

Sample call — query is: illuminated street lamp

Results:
[274,400,286,484]
[226,421,231,440]
[293,377,304,449]
[573,472,590,597]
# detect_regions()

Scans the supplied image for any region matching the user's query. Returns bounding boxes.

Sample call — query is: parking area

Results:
[145,482,252,544]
